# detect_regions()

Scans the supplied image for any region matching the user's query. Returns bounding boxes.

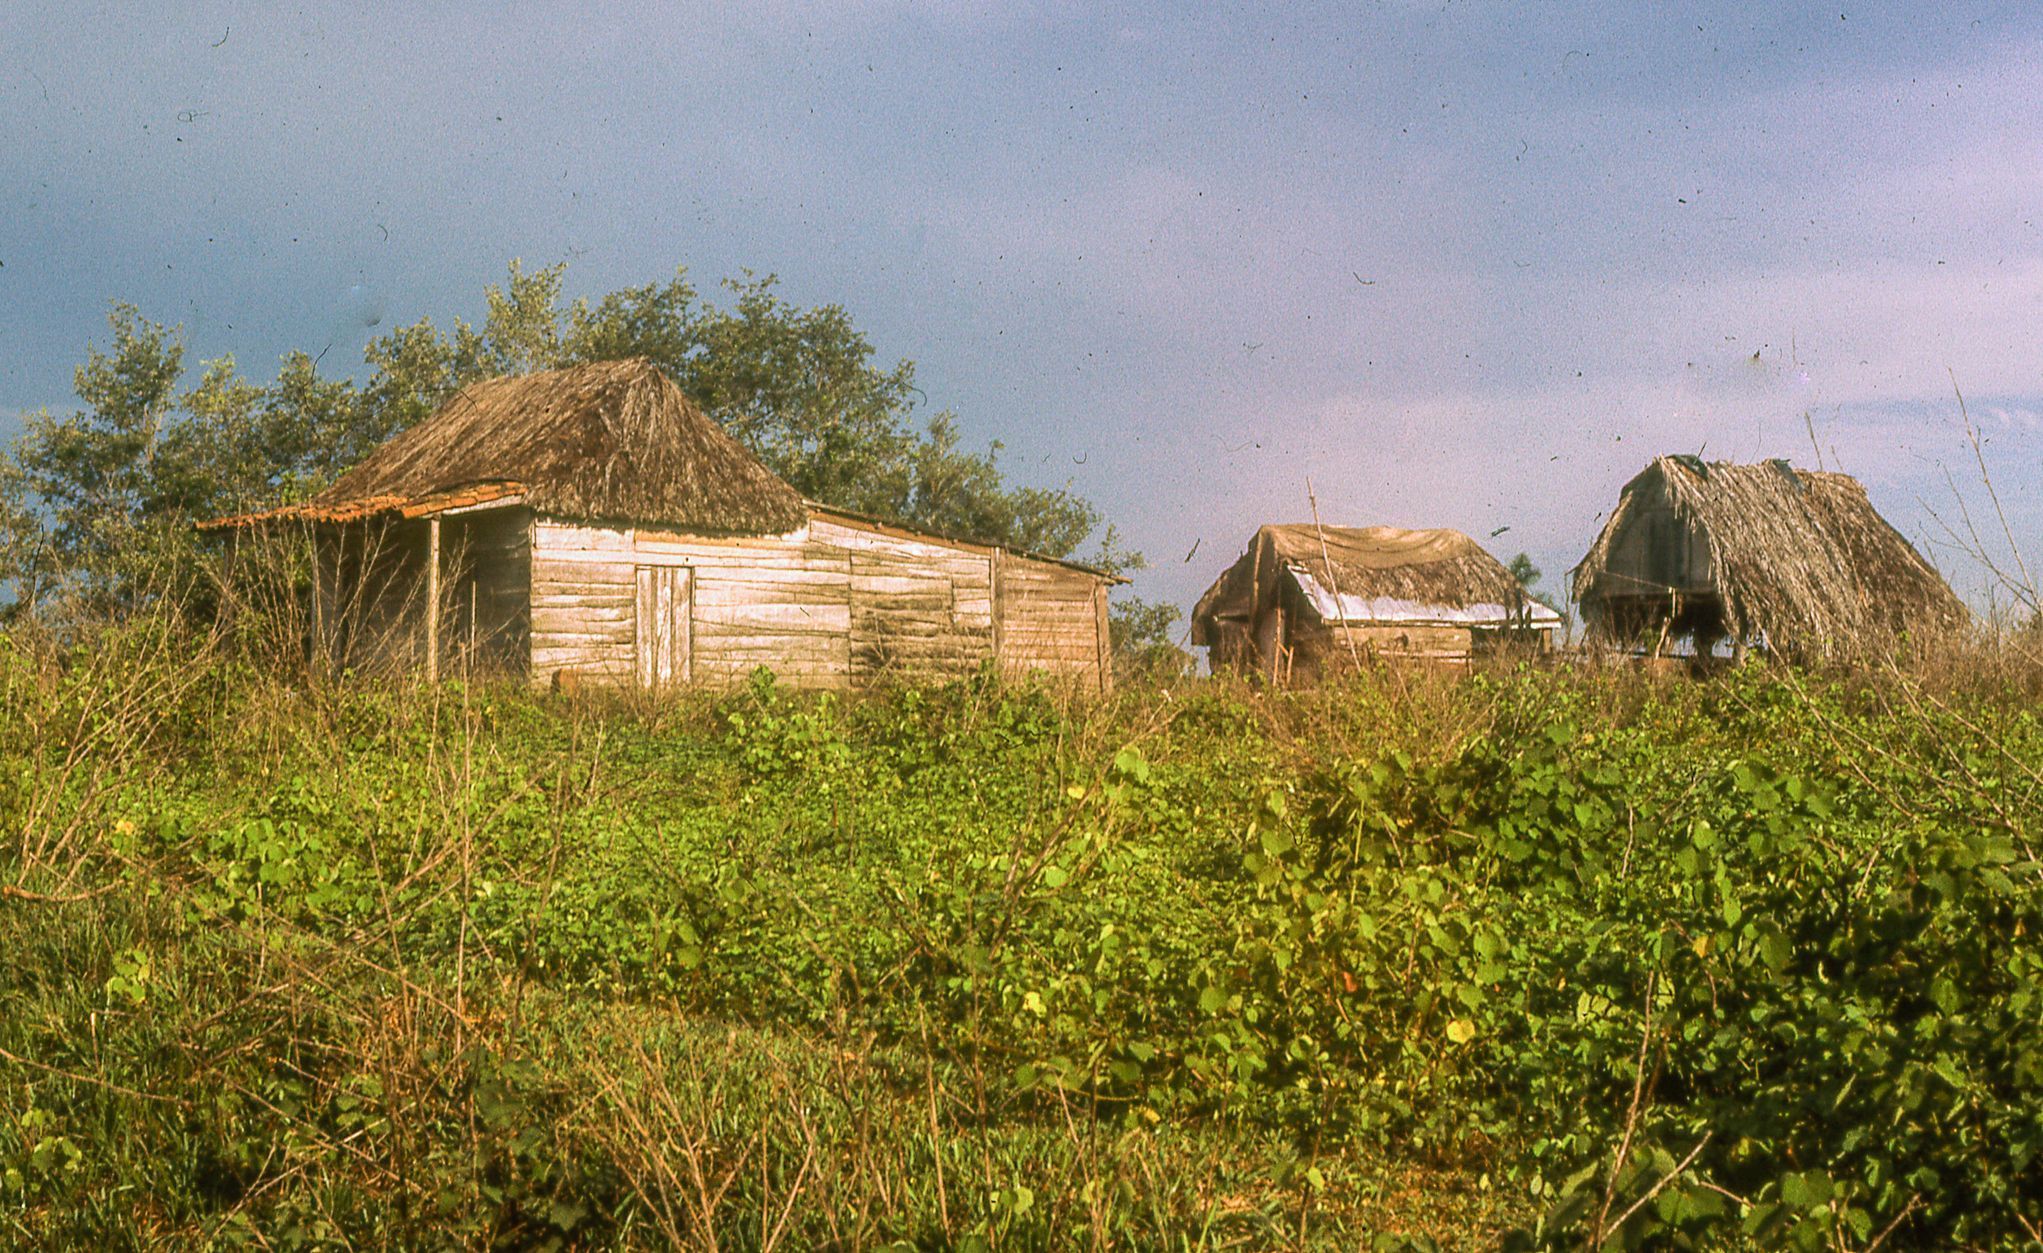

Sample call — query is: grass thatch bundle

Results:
[1572,455,1967,658]
[215,359,808,535]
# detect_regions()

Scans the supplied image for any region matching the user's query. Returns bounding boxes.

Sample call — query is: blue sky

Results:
[4,2,2040,627]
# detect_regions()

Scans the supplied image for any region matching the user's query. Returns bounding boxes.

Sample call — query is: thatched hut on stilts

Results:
[1571,455,1967,661]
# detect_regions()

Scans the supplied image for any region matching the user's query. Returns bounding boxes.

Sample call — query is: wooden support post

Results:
[1247,531,1265,676]
[990,549,1006,675]
[425,516,441,682]
[1094,581,1111,695]
[309,529,323,666]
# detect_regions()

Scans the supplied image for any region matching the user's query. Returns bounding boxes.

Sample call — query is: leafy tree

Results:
[150,356,263,514]
[663,273,921,516]
[1,307,188,607]
[562,270,700,367]
[1506,552,1560,614]
[1109,596,1191,677]
[369,262,1104,550]
[0,452,56,615]
[256,351,386,490]
[360,320,465,440]
[908,414,1099,559]
[469,257,566,377]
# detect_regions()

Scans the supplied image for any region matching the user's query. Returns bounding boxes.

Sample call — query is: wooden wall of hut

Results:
[439,509,532,676]
[304,512,532,679]
[1291,620,1474,678]
[526,514,1109,692]
[1224,575,1557,683]
[313,519,431,674]
[829,517,994,684]
[995,558,1110,681]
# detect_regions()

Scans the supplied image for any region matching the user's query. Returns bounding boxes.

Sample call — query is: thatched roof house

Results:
[206,359,1117,692]
[1192,524,1560,680]
[1571,455,1966,658]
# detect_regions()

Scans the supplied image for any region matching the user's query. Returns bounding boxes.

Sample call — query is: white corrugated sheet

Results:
[1289,564,1563,626]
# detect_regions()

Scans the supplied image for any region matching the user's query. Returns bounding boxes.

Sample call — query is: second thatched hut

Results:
[1571,455,1967,659]
[1191,524,1560,681]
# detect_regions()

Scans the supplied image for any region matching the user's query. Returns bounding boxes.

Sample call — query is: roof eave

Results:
[803,501,1125,581]
[198,481,529,531]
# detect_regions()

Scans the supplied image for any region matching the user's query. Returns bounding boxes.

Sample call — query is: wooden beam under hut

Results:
[425,515,441,683]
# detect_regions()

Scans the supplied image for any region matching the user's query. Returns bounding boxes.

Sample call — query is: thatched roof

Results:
[207,358,807,535]
[1191,524,1557,644]
[1571,455,1967,654]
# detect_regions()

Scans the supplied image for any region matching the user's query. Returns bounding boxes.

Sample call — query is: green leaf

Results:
[1759,929,1791,972]
[1779,1170,1832,1209]
[548,1200,587,1232]
[1930,977,1959,1015]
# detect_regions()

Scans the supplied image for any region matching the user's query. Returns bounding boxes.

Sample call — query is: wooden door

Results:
[634,565,692,691]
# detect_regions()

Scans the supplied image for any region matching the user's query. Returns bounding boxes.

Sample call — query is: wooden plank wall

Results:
[812,518,992,685]
[529,520,855,689]
[997,560,1110,691]
[669,527,852,688]
[1286,619,1475,682]
[526,517,1108,691]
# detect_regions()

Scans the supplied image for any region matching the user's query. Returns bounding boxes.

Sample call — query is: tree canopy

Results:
[0,262,1114,615]
[1507,552,1561,615]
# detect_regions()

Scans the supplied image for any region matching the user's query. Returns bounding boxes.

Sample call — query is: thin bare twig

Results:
[1600,1132,1715,1239]
[1950,371,2037,610]
[0,1042,190,1107]
[1593,970,1659,1242]
[1306,478,1365,674]
[1862,1194,1922,1253]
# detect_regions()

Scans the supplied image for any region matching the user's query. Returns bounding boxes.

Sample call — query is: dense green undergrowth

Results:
[2,621,2040,1248]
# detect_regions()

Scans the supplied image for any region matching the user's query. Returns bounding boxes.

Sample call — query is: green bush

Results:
[1,636,2038,1247]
